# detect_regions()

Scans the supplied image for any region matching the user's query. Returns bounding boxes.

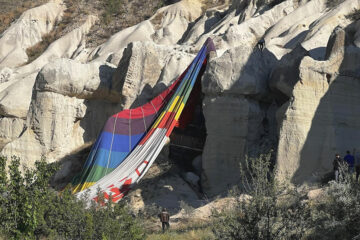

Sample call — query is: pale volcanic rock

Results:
[1,41,194,165]
[114,41,194,109]
[18,14,98,75]
[0,0,65,68]
[275,25,360,184]
[87,0,206,63]
[1,58,117,164]
[201,96,264,194]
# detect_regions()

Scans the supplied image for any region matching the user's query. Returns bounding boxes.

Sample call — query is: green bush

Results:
[211,152,310,240]
[102,0,123,24]
[0,155,144,240]
[309,164,360,240]
[211,152,360,240]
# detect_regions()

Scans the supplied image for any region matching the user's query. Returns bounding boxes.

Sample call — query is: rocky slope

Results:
[0,0,359,198]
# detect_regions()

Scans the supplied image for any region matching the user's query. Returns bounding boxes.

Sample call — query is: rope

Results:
[105,116,118,175]
[140,106,147,132]
[129,110,132,151]
[150,101,158,115]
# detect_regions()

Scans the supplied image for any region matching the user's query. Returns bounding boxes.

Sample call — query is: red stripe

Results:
[144,160,149,164]
[157,112,176,129]
[139,128,155,144]
[112,76,183,119]
[166,120,178,137]
[135,169,141,176]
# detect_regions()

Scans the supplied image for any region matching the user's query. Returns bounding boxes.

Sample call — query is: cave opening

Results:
[168,63,207,186]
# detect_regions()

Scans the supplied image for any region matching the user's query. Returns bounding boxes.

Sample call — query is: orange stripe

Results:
[158,112,176,129]
[139,128,156,144]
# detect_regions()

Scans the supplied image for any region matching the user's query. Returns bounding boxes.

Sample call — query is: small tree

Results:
[0,155,144,240]
[212,152,310,240]
[310,163,360,239]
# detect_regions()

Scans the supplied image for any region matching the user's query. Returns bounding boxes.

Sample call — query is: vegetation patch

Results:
[346,9,360,21]
[256,0,287,9]
[0,156,144,239]
[212,152,310,240]
[25,1,84,63]
[201,0,227,12]
[326,0,346,9]
[211,152,360,240]
[146,227,215,240]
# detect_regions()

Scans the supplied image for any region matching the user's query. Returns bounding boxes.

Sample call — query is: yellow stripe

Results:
[152,111,166,128]
[72,182,96,194]
[175,103,185,120]
[169,96,183,112]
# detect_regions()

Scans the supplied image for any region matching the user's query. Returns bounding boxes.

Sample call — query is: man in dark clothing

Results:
[333,153,342,182]
[159,208,170,232]
[257,39,265,52]
[344,150,355,174]
[355,151,360,182]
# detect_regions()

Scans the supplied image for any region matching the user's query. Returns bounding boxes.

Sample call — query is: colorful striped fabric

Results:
[73,38,216,203]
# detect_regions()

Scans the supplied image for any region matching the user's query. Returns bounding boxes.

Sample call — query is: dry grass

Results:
[326,0,346,9]
[25,5,74,63]
[150,12,165,30]
[146,227,215,240]
[201,0,227,12]
[26,33,54,62]
[4,0,225,63]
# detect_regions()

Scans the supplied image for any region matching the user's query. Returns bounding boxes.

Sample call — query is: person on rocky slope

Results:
[344,150,355,174]
[158,208,170,233]
[355,151,360,182]
[333,153,343,182]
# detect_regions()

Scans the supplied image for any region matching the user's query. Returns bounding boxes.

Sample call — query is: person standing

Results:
[333,153,342,182]
[159,208,170,233]
[257,39,265,52]
[344,150,355,174]
[355,151,360,182]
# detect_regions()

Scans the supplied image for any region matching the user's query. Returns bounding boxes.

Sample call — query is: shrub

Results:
[179,200,195,217]
[0,155,144,240]
[102,0,123,24]
[309,164,360,240]
[212,152,310,240]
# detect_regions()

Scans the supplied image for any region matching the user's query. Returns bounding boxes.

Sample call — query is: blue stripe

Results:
[90,148,129,168]
[98,131,145,152]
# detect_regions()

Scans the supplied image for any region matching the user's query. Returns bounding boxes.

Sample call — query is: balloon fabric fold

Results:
[73,38,216,203]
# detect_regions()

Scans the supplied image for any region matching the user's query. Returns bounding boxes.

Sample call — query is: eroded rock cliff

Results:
[0,0,359,196]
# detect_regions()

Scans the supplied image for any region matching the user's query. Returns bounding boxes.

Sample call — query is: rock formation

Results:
[0,0,359,196]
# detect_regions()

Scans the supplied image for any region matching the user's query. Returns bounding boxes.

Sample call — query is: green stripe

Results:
[73,165,115,185]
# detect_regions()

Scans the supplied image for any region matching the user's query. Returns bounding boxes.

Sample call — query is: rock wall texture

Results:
[0,0,360,195]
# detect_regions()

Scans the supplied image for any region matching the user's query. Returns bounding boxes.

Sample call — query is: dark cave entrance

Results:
[168,64,207,177]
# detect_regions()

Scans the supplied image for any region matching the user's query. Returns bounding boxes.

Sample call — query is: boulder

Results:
[192,155,202,176]
[183,172,200,187]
